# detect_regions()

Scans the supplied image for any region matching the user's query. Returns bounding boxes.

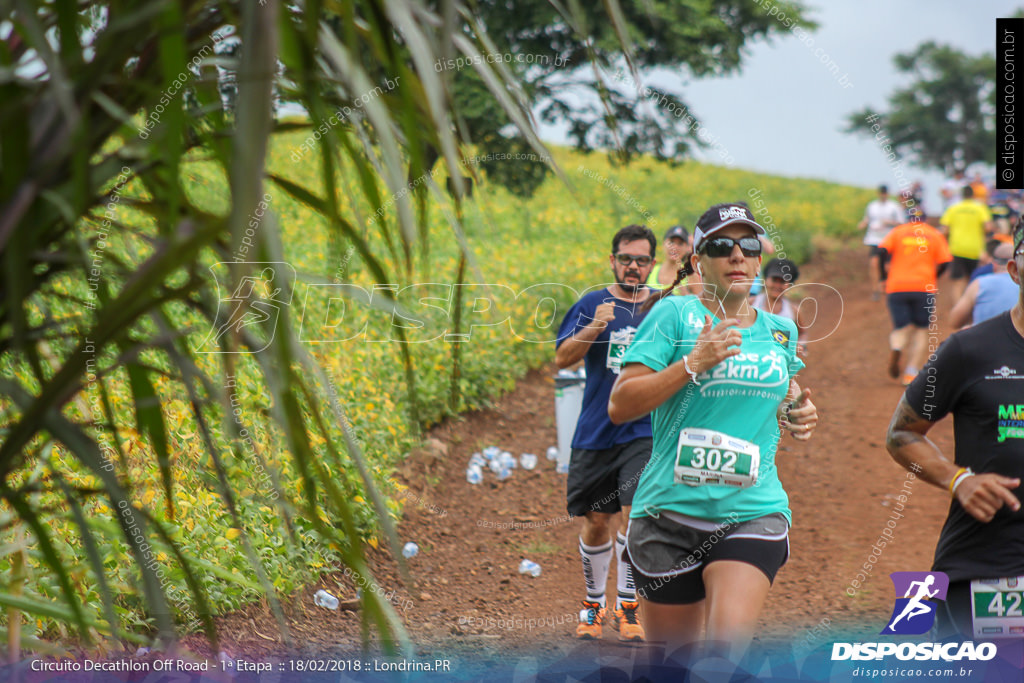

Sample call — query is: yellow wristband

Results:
[948,467,968,494]
[951,472,975,497]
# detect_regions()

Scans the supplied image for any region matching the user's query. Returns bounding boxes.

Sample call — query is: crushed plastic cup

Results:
[469,452,486,467]
[555,461,570,474]
[483,446,501,460]
[402,542,419,558]
[518,559,541,577]
[496,467,512,481]
[314,589,339,610]
[520,453,538,470]
[466,465,483,484]
[546,446,559,461]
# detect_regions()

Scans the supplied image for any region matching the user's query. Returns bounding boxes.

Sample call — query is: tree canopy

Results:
[425,0,816,196]
[845,41,996,173]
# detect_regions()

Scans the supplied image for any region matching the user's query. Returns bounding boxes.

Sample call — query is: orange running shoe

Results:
[611,601,645,642]
[575,600,605,639]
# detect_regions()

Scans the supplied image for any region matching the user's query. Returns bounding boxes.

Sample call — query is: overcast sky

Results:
[538,0,1018,215]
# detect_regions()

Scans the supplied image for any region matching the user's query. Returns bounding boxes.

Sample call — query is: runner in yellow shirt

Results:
[647,225,700,295]
[940,186,994,302]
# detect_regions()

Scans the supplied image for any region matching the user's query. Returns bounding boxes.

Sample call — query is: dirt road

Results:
[205,244,961,673]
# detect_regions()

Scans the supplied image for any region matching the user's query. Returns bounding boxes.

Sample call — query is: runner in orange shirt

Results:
[878,220,953,384]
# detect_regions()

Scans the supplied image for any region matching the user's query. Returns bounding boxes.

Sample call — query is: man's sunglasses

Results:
[699,236,762,258]
[614,253,653,267]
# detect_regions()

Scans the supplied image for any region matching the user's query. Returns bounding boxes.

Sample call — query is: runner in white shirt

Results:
[858,185,904,300]
[750,258,811,357]
[940,168,967,210]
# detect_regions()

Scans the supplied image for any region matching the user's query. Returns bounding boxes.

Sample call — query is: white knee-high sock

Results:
[579,537,613,607]
[616,532,637,608]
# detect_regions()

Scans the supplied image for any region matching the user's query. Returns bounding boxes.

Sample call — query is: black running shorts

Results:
[626,511,790,605]
[565,438,652,517]
[932,580,974,640]
[887,291,934,329]
[950,256,978,280]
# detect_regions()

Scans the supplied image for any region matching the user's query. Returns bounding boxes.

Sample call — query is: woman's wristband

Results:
[682,355,701,385]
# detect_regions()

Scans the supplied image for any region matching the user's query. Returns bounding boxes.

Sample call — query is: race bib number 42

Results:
[971,576,1024,638]
[675,428,760,488]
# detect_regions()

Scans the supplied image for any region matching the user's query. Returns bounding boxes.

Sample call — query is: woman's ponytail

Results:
[641,261,695,314]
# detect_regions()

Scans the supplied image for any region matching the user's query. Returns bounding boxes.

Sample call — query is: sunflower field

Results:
[0,123,870,647]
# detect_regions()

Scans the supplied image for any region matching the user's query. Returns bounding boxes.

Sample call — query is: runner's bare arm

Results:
[886,395,957,483]
[607,362,689,424]
[555,303,615,368]
[555,327,600,368]
[886,396,1021,523]
[948,279,979,329]
[796,302,813,337]
[608,316,742,423]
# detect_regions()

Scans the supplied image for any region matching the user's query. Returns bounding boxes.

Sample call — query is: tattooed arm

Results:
[885,395,952,485]
[886,395,1021,523]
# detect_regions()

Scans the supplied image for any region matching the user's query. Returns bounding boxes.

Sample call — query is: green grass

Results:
[518,540,561,556]
[0,129,872,643]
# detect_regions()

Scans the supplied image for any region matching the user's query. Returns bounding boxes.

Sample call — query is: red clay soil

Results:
[182,242,960,670]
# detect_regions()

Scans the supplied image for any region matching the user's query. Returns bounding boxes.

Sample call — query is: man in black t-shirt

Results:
[886,220,1024,638]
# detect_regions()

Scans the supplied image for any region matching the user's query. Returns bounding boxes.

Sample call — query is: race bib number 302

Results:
[674,428,760,488]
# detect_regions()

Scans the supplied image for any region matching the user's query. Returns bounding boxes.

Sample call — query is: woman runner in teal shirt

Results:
[609,203,819,657]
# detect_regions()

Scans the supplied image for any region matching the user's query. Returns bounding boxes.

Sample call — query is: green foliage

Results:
[0,115,867,649]
[0,0,860,658]
[443,0,817,194]
[0,0,574,655]
[845,41,996,173]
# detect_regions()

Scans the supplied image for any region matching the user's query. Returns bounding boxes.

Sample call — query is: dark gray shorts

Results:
[626,511,790,604]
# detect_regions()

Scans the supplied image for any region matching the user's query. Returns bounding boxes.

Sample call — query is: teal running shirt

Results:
[622,296,804,525]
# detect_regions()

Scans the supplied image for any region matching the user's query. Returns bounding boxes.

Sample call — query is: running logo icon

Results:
[196,262,296,354]
[881,571,949,635]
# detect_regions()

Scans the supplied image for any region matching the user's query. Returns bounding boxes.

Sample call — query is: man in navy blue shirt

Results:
[555,224,656,641]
